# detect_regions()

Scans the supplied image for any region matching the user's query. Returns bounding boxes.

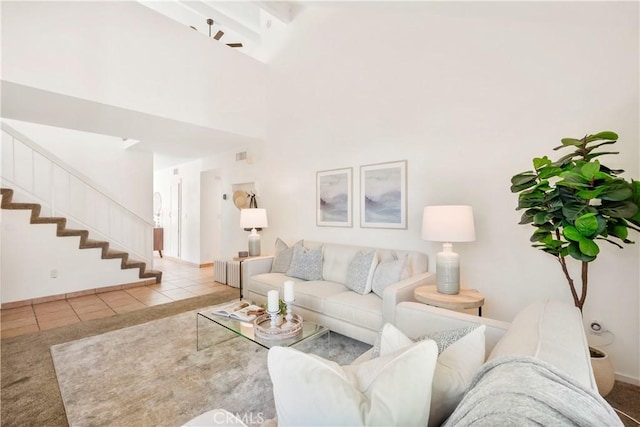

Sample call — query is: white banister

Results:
[1,122,152,264]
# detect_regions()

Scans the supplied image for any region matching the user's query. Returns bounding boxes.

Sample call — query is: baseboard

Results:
[615,373,640,386]
[160,256,213,269]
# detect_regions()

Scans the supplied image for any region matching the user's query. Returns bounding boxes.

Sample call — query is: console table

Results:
[414,285,485,316]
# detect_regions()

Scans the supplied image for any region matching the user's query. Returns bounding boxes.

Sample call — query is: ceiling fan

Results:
[206,18,243,48]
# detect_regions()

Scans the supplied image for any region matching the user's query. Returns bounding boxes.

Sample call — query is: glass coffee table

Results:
[197,305,329,351]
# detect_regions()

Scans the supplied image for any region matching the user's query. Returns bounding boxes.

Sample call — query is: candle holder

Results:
[282,300,295,329]
[268,309,279,329]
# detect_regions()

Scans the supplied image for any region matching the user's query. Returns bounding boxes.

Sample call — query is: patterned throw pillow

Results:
[271,238,303,273]
[419,326,479,355]
[345,251,378,295]
[286,245,323,281]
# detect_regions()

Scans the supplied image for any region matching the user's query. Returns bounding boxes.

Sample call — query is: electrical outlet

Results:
[50,269,58,279]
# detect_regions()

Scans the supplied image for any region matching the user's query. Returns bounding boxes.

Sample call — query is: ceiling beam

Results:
[180,1,261,42]
[254,1,294,24]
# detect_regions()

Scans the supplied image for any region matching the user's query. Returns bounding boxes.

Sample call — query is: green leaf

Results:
[576,188,604,199]
[563,226,582,241]
[584,151,620,162]
[575,213,599,237]
[561,137,584,147]
[567,242,596,262]
[589,131,618,141]
[599,201,639,219]
[538,167,564,180]
[530,230,551,243]
[511,173,536,186]
[599,182,632,201]
[610,224,628,240]
[533,156,552,170]
[519,209,536,225]
[562,202,591,220]
[580,161,600,179]
[579,238,600,257]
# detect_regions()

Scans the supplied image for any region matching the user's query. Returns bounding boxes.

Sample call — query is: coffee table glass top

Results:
[197,305,328,351]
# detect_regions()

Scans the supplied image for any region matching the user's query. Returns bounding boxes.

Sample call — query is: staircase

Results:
[1,187,162,284]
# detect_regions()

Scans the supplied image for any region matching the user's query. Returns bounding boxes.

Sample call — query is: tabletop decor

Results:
[510,131,639,312]
[255,287,302,339]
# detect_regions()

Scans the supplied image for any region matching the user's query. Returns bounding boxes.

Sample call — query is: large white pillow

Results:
[344,250,378,295]
[378,323,486,427]
[268,340,439,426]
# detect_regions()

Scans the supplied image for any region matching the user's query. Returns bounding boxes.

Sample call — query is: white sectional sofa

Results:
[265,300,621,426]
[243,240,435,345]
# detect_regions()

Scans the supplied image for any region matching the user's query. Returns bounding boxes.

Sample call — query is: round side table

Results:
[414,285,485,316]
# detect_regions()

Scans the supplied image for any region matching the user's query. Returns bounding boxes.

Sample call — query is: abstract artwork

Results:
[360,160,407,229]
[317,168,353,227]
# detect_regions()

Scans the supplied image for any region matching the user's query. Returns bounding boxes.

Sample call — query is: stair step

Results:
[58,229,89,238]
[32,217,66,226]
[81,239,109,249]
[141,269,163,284]
[104,250,128,259]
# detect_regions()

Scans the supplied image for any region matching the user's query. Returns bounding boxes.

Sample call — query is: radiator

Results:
[227,261,241,288]
[213,260,227,284]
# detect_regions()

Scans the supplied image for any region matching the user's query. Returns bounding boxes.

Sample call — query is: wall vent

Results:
[173,168,179,175]
[236,151,247,161]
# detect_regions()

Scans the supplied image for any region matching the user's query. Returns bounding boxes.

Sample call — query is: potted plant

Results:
[510,131,640,395]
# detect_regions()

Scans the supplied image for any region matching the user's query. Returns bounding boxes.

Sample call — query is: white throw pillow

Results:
[377,323,486,427]
[268,340,438,426]
[344,250,378,295]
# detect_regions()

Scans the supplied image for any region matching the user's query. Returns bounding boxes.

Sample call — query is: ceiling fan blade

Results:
[227,43,243,48]
[214,30,224,41]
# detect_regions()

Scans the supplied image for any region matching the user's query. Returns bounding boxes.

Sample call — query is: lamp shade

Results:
[240,208,268,229]
[421,205,475,242]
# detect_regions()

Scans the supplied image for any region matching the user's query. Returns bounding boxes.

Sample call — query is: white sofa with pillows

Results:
[242,239,435,345]
[267,300,622,426]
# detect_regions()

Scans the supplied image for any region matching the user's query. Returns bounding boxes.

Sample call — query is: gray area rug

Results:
[51,307,370,426]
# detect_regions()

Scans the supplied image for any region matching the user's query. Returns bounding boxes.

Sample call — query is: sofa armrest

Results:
[381,272,436,325]
[242,256,274,279]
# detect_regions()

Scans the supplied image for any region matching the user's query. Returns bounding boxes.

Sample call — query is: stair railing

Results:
[1,122,153,264]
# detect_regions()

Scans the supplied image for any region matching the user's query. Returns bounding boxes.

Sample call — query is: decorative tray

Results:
[253,313,303,339]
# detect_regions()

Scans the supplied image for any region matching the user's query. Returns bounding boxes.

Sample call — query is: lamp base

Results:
[436,243,460,295]
[248,230,261,256]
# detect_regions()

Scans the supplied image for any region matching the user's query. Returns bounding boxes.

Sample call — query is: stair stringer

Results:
[1,188,162,304]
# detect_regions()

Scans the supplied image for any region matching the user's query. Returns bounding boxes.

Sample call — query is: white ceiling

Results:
[138,1,297,62]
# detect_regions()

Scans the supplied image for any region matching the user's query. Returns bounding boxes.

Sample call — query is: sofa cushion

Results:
[271,238,303,273]
[344,250,378,295]
[324,291,383,331]
[376,323,486,427]
[268,340,438,426]
[371,253,410,297]
[487,300,594,389]
[286,245,323,281]
[321,244,364,285]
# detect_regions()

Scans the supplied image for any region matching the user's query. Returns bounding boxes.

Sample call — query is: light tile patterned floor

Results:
[0,257,235,338]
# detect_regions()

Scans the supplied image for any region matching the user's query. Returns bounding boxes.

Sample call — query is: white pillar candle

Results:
[267,289,279,312]
[284,280,295,302]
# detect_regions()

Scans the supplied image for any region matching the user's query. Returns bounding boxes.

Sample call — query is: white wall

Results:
[2,119,153,220]
[207,2,639,382]
[1,210,144,303]
[1,1,266,140]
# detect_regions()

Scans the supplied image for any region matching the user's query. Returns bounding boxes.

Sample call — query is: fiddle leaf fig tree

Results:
[511,131,640,311]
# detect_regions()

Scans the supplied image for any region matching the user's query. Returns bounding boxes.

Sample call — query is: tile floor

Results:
[0,257,235,339]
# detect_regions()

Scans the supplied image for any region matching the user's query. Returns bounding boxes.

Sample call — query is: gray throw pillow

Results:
[286,245,323,281]
[371,324,479,358]
[271,238,303,273]
[371,253,409,297]
[345,251,378,295]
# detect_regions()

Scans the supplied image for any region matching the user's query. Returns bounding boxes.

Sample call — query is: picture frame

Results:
[360,160,407,229]
[316,167,353,227]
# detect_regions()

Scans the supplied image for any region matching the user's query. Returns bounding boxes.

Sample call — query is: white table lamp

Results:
[421,205,476,295]
[240,208,268,256]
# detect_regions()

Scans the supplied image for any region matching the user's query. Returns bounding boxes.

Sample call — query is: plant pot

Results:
[590,347,615,397]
